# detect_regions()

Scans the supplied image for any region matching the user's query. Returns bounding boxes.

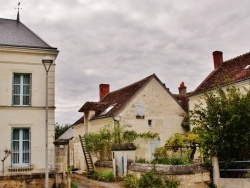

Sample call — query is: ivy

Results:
[84,122,159,160]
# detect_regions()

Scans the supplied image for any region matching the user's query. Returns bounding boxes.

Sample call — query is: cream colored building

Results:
[0,18,59,173]
[64,74,188,171]
[189,51,250,129]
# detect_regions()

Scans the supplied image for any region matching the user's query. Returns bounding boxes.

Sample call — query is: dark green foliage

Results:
[153,155,191,165]
[54,123,71,140]
[190,86,250,160]
[190,86,250,177]
[138,168,180,188]
[135,158,150,164]
[123,174,140,188]
[71,182,78,188]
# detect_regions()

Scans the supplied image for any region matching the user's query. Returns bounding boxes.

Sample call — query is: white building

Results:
[0,17,59,173]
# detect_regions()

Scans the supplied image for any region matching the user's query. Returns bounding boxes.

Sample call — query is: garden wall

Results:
[0,172,70,188]
[218,178,250,188]
[128,163,210,188]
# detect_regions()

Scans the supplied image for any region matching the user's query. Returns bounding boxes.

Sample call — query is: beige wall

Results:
[119,78,186,160]
[0,46,58,170]
[82,77,186,162]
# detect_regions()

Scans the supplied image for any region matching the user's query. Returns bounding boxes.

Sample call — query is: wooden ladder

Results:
[79,135,94,173]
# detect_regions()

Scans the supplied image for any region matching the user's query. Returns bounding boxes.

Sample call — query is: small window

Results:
[148,119,152,127]
[244,64,250,70]
[12,73,31,106]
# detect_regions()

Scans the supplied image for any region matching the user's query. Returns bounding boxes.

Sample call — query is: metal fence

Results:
[0,149,55,175]
[219,160,250,178]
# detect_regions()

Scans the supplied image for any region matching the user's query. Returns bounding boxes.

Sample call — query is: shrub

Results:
[89,170,115,182]
[152,153,191,165]
[135,158,150,164]
[123,174,139,188]
[138,167,180,188]
[71,182,78,188]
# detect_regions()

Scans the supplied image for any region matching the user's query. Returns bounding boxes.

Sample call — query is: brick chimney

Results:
[178,82,186,96]
[213,51,223,69]
[99,84,109,100]
[178,82,188,111]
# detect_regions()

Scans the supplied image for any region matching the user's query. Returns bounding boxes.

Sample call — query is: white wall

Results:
[0,46,58,170]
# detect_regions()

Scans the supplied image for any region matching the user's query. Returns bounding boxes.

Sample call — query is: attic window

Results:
[100,104,116,116]
[244,64,250,70]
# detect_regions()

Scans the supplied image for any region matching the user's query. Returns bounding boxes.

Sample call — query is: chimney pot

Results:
[178,82,186,96]
[213,51,223,69]
[99,84,110,100]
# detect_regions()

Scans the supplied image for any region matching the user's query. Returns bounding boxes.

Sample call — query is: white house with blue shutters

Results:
[0,17,59,174]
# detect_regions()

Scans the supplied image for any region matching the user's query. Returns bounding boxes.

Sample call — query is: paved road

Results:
[71,173,124,188]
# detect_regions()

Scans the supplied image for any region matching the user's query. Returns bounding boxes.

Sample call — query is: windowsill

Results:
[8,164,34,172]
[136,115,145,119]
[12,105,31,107]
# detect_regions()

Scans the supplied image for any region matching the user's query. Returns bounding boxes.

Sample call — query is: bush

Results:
[135,158,150,164]
[89,170,115,182]
[123,174,139,188]
[138,170,180,188]
[71,182,78,188]
[152,154,191,165]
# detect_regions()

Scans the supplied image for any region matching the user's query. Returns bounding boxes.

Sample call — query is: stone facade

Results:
[0,172,69,188]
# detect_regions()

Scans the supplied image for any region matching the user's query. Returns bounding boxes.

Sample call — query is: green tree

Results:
[55,123,71,140]
[190,85,250,162]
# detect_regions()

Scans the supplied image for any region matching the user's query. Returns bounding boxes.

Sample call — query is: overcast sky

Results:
[1,0,250,125]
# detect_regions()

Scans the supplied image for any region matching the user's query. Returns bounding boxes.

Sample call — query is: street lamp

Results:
[42,56,53,188]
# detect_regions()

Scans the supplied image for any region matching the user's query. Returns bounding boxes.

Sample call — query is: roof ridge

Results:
[107,74,155,95]
[223,51,250,64]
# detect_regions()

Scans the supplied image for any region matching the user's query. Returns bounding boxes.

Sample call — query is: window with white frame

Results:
[11,128,31,165]
[12,73,31,106]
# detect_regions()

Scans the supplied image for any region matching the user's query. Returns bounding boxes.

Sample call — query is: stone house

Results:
[0,16,59,175]
[63,74,188,171]
[188,51,250,128]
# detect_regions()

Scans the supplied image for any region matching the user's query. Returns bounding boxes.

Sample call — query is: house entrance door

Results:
[150,140,160,161]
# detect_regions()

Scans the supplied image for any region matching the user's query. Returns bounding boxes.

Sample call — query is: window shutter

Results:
[12,74,14,105]
[11,129,13,165]
[29,74,32,105]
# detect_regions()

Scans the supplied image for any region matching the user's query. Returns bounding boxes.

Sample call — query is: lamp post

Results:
[42,56,53,188]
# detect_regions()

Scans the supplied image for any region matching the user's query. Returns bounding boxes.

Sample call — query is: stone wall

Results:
[128,163,210,188]
[0,172,70,188]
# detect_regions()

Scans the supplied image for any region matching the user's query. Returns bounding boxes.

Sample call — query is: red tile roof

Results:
[78,74,184,120]
[192,51,250,95]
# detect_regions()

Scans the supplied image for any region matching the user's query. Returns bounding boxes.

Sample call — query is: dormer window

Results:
[100,104,116,116]
[135,103,145,119]
[244,64,250,70]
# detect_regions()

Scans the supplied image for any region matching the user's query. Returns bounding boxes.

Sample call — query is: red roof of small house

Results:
[192,51,250,95]
[78,74,185,120]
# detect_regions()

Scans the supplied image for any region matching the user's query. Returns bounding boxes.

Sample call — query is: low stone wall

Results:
[0,172,70,188]
[218,178,250,188]
[128,163,210,188]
